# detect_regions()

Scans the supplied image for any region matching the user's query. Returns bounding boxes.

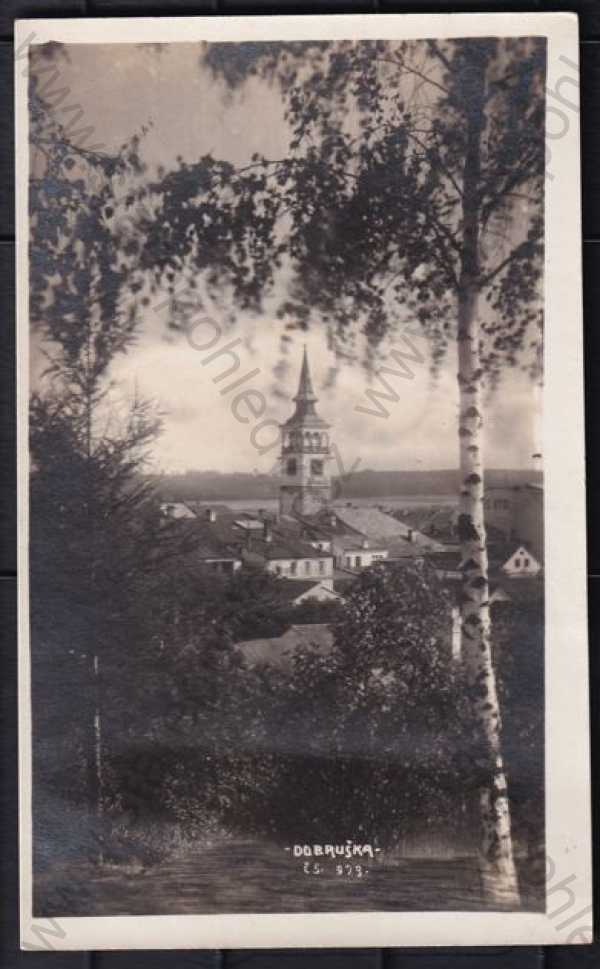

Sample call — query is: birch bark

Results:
[456,61,519,906]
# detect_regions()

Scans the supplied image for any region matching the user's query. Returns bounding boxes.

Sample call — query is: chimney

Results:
[263,521,273,543]
[206,508,217,523]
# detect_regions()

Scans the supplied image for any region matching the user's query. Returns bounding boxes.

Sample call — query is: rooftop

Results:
[244,532,333,562]
[332,506,445,551]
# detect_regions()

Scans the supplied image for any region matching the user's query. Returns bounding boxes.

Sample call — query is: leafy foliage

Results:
[216,563,475,844]
[135,38,545,378]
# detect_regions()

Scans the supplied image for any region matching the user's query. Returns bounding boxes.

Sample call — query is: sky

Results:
[30,41,542,475]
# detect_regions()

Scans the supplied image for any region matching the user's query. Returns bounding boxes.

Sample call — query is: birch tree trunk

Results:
[456,59,520,906]
[457,286,519,906]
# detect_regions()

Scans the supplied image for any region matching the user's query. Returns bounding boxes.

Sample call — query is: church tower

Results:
[279,348,332,518]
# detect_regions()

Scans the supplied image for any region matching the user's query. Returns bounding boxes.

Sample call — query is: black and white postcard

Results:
[16,12,591,949]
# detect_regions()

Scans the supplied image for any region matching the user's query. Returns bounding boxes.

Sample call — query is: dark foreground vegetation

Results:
[31,432,544,912]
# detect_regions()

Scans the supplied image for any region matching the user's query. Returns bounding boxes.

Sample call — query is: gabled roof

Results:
[194,513,246,561]
[333,506,445,551]
[245,534,333,561]
[191,508,334,564]
[501,544,542,572]
[270,579,342,605]
[296,510,362,539]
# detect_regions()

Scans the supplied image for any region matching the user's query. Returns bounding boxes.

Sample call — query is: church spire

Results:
[286,346,325,425]
[294,345,317,403]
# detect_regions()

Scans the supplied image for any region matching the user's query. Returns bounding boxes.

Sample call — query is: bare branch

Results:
[405,128,463,201]
[378,51,450,99]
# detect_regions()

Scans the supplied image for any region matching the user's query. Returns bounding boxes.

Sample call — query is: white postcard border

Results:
[15,11,591,949]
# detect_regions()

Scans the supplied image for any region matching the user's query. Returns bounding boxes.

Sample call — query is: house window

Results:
[345,556,351,567]
[305,561,311,575]
[310,459,324,476]
[524,557,530,567]
[355,556,361,568]
[287,458,297,476]
[318,560,325,574]
[515,557,521,568]
[290,561,297,576]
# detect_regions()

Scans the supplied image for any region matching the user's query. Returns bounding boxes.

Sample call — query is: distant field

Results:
[157,469,541,506]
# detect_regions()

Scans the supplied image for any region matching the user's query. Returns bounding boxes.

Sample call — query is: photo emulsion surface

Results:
[17,17,588,944]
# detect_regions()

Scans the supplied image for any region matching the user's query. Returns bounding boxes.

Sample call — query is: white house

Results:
[501,545,542,578]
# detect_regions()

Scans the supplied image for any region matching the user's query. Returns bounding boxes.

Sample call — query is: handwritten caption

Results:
[285,842,382,878]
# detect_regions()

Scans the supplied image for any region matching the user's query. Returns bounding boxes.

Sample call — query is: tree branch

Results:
[380,51,450,99]
[426,40,452,74]
[480,231,543,287]
[405,128,463,201]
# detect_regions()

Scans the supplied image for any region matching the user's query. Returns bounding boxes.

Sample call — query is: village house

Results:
[191,506,244,574]
[175,349,546,671]
[286,511,390,569]
[239,519,334,582]
[501,544,542,578]
[160,350,543,622]
[160,500,337,592]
